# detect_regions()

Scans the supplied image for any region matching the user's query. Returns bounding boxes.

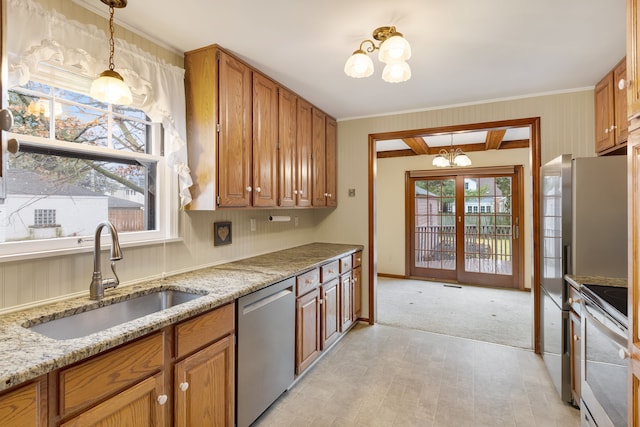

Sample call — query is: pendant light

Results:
[90,0,132,105]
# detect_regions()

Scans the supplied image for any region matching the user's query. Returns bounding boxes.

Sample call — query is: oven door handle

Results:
[583,302,628,348]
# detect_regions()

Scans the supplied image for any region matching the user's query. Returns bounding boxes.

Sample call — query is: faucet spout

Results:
[89,221,123,300]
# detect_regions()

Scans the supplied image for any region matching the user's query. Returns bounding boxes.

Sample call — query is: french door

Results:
[406,166,523,288]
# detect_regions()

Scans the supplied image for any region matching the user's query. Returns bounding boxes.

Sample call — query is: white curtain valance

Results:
[7,0,193,207]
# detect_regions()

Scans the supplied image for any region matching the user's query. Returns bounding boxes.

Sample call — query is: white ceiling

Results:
[95,0,625,121]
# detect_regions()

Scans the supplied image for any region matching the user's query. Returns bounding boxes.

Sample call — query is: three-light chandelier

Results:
[344,26,412,83]
[432,135,472,168]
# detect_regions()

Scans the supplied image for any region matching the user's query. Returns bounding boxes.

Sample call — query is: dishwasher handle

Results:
[241,288,293,315]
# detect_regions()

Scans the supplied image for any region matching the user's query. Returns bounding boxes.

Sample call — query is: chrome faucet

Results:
[89,221,123,300]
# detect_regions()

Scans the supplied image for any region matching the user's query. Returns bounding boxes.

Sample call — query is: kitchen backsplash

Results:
[0,209,323,313]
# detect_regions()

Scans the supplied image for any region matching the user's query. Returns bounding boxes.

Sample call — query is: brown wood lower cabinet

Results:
[321,278,340,349]
[295,287,321,375]
[0,377,47,426]
[174,334,234,427]
[295,250,363,376]
[60,373,165,427]
[42,303,235,427]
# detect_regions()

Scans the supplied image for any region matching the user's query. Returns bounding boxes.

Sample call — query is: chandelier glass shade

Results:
[90,0,132,106]
[344,26,411,83]
[343,49,374,78]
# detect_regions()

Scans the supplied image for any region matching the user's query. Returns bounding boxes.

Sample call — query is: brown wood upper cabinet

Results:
[595,57,628,155]
[252,73,279,207]
[185,44,337,210]
[311,111,338,207]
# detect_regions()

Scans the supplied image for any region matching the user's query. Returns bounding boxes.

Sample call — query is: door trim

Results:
[367,117,542,353]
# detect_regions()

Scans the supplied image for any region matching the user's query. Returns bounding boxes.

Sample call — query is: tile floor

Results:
[254,323,580,427]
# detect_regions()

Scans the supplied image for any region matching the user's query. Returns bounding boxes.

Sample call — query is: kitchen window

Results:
[0,63,175,256]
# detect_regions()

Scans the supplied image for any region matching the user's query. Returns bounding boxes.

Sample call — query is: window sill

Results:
[0,236,184,264]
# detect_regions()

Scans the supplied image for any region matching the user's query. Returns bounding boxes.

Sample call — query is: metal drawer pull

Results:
[157,394,168,405]
[179,382,189,392]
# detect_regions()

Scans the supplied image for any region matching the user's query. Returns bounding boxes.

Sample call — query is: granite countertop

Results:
[0,242,363,393]
[565,274,628,290]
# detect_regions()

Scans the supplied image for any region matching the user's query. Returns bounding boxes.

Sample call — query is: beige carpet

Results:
[377,277,533,349]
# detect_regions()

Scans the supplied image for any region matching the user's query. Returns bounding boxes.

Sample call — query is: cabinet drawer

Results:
[339,256,352,274]
[58,332,164,417]
[175,303,235,359]
[321,261,340,282]
[352,251,362,268]
[297,268,320,295]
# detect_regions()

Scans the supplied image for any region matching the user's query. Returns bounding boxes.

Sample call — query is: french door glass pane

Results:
[463,177,513,275]
[414,179,455,271]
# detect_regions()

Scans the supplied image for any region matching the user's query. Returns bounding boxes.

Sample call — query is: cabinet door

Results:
[311,108,327,206]
[321,278,340,349]
[252,73,278,207]
[174,335,235,427]
[353,265,362,319]
[0,378,47,427]
[296,99,313,207]
[61,373,166,427]
[614,58,629,145]
[340,274,352,331]
[595,72,615,153]
[569,310,581,406]
[628,0,640,118]
[325,117,337,207]
[218,51,252,207]
[279,87,297,207]
[296,288,321,374]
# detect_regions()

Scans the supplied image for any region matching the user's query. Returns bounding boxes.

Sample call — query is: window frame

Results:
[0,75,178,259]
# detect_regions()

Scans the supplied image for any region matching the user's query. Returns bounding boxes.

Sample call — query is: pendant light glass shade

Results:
[432,154,450,168]
[382,61,411,83]
[378,34,411,63]
[90,69,132,105]
[91,1,132,105]
[344,50,374,78]
[453,152,472,167]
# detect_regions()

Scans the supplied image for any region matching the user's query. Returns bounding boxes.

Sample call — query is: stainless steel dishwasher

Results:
[237,277,295,427]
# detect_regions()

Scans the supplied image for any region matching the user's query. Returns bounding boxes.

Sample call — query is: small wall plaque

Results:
[214,221,232,246]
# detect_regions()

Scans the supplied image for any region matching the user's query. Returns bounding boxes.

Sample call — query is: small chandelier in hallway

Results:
[432,134,472,167]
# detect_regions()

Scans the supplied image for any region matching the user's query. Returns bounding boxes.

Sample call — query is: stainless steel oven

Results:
[580,284,628,427]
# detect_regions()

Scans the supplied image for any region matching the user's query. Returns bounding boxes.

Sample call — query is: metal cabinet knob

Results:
[246,186,252,192]
[179,382,189,392]
[573,334,580,341]
[157,394,168,405]
[255,187,261,193]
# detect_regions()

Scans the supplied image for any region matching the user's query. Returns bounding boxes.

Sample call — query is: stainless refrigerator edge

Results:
[540,154,627,404]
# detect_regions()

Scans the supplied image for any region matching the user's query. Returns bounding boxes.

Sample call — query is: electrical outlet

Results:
[348,188,356,197]
[250,218,256,232]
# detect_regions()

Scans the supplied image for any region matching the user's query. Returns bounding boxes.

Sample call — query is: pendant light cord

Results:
[108,6,115,71]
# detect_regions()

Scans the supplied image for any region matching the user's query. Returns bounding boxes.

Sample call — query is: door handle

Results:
[0,109,13,132]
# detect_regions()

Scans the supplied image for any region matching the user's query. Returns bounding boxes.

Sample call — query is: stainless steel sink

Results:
[26,290,204,340]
